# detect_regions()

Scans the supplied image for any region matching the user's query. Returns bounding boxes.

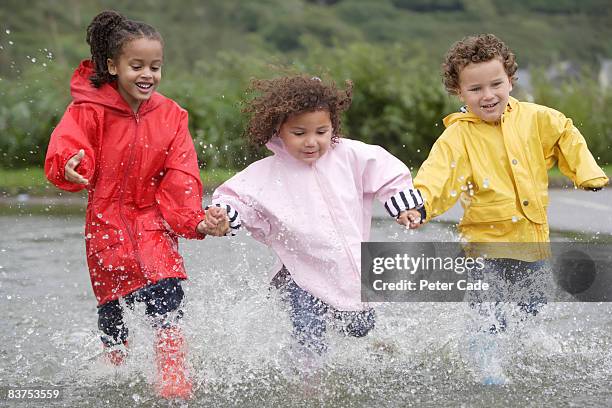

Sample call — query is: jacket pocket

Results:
[138,218,177,250]
[141,218,170,232]
[462,200,518,224]
[87,227,124,271]
[137,218,183,275]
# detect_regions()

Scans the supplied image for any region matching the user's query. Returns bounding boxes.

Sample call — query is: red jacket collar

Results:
[70,59,163,115]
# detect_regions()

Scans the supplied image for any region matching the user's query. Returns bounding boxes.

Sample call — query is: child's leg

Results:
[134,278,184,327]
[134,278,191,399]
[467,259,508,333]
[97,299,129,347]
[272,268,328,355]
[465,259,509,384]
[97,299,132,366]
[334,308,376,338]
[502,260,549,320]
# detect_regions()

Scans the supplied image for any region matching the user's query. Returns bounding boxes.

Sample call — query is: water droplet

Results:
[450,161,456,169]
[8,40,13,45]
[483,178,490,189]
[30,57,36,63]
[511,216,518,223]
[97,213,103,219]
[5,29,10,34]
[450,190,457,197]
[102,234,109,240]
[86,233,92,239]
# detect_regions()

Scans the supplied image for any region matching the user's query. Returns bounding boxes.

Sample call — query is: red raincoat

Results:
[45,60,206,306]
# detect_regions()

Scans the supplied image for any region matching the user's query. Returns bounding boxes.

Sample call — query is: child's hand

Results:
[397,209,422,229]
[64,149,89,185]
[197,206,230,236]
[205,206,228,227]
[196,218,230,236]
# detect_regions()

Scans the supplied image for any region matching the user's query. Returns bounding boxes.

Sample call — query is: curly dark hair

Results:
[86,10,163,88]
[242,75,353,146]
[442,34,518,95]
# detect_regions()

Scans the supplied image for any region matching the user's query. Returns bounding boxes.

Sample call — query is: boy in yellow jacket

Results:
[403,34,608,385]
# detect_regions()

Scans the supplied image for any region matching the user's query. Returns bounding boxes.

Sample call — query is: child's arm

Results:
[45,104,98,191]
[356,141,425,221]
[210,178,271,242]
[155,110,206,239]
[412,133,471,223]
[542,109,609,190]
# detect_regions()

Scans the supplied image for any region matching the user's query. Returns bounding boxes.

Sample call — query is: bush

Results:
[2,42,610,173]
[531,70,612,166]
[0,63,70,168]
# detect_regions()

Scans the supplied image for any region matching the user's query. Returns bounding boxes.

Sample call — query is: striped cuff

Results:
[205,203,241,236]
[384,189,424,218]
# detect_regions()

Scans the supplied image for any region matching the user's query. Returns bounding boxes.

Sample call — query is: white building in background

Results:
[599,59,612,89]
[513,60,611,98]
[514,68,533,101]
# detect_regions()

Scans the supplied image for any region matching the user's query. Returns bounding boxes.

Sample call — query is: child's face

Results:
[107,37,163,113]
[457,58,513,123]
[278,110,333,165]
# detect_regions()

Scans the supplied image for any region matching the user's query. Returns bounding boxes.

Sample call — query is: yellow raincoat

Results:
[414,97,608,261]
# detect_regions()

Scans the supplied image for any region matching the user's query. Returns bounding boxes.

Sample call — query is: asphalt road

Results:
[2,187,611,234]
[372,187,612,235]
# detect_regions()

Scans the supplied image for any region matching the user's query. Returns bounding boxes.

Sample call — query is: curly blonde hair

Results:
[442,34,518,95]
[242,75,353,146]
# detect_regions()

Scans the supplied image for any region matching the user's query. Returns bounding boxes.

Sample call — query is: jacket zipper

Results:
[313,166,361,280]
[118,112,145,277]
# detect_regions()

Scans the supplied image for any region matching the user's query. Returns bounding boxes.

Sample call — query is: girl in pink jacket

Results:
[207,75,423,355]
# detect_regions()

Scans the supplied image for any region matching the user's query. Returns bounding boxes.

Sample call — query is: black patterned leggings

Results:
[97,278,184,347]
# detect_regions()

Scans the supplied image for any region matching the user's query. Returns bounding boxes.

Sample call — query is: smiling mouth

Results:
[136,83,153,90]
[481,102,498,109]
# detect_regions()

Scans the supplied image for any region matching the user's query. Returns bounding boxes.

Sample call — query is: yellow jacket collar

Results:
[443,96,518,128]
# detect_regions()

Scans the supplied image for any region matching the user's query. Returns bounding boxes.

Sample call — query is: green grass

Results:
[0,167,237,196]
[1,165,610,197]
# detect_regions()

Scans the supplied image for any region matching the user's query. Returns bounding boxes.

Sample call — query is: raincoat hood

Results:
[265,136,291,158]
[70,59,163,115]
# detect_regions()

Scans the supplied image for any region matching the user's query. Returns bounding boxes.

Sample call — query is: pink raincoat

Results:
[213,137,418,311]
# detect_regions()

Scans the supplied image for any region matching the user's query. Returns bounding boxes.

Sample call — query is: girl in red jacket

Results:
[45,10,226,399]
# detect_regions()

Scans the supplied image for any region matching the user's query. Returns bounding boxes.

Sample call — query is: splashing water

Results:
[0,214,611,406]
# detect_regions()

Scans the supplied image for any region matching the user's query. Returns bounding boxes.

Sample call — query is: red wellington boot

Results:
[154,326,193,399]
[102,341,129,366]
